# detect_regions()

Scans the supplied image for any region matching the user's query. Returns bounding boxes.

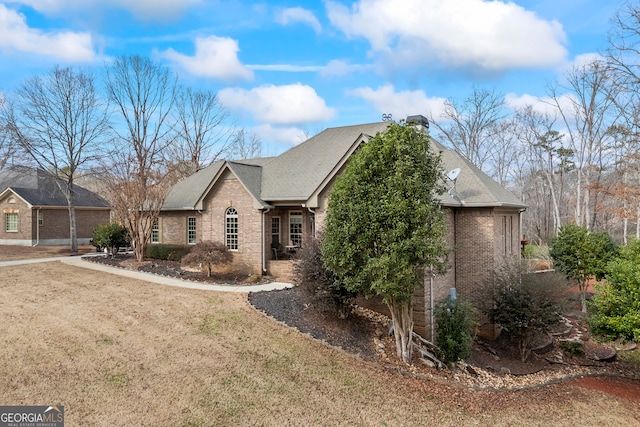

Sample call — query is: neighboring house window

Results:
[502,215,513,254]
[38,212,44,226]
[289,211,302,246]
[187,217,196,244]
[271,217,280,245]
[151,219,160,243]
[5,212,18,232]
[226,207,238,250]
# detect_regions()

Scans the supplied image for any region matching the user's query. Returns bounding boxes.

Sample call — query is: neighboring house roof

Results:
[0,167,110,208]
[162,119,526,211]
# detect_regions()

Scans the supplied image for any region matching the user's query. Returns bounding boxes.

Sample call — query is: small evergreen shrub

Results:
[294,236,356,319]
[145,244,191,261]
[560,340,584,356]
[434,297,477,363]
[481,259,568,362]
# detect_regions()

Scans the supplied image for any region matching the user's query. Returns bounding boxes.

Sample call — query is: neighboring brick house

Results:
[0,167,111,246]
[159,116,526,339]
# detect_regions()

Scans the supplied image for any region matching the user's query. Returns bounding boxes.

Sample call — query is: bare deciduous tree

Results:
[515,106,570,243]
[1,66,109,252]
[104,55,177,261]
[168,86,234,180]
[550,59,618,229]
[430,86,507,172]
[230,128,263,159]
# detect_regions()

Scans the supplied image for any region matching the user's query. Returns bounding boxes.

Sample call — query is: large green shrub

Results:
[294,236,355,319]
[589,239,640,341]
[92,223,130,256]
[434,297,477,363]
[145,244,191,261]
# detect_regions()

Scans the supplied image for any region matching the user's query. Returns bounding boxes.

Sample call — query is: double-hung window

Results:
[151,219,160,243]
[289,211,302,246]
[271,217,281,245]
[4,212,18,232]
[187,217,196,244]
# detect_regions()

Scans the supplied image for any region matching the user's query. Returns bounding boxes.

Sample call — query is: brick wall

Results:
[159,212,189,244]
[421,208,457,340]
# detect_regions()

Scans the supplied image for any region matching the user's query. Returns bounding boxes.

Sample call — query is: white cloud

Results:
[0,4,95,61]
[248,64,323,72]
[347,84,446,120]
[275,7,322,34]
[570,53,605,70]
[218,83,336,125]
[160,36,253,82]
[253,124,307,147]
[326,0,568,74]
[11,0,201,20]
[320,59,371,77]
[505,92,575,119]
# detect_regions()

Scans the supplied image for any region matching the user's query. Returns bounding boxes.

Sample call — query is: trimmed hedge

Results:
[145,244,191,261]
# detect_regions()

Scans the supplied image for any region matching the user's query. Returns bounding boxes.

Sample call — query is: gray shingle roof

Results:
[434,140,525,208]
[162,161,225,210]
[260,122,389,201]
[161,120,525,210]
[0,167,110,208]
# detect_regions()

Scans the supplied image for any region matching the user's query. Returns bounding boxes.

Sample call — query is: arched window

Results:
[225,207,238,250]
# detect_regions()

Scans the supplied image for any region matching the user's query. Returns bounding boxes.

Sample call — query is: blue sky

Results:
[0,0,624,156]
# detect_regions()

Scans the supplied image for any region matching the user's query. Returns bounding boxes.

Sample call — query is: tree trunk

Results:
[68,205,78,253]
[579,281,588,313]
[67,184,78,253]
[387,299,414,364]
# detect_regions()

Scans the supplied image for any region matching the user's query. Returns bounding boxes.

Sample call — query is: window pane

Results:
[151,219,159,243]
[187,217,196,244]
[289,211,302,246]
[225,208,238,250]
[271,217,280,244]
[5,213,18,232]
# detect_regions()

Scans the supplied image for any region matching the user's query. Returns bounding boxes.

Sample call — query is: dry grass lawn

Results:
[0,253,639,425]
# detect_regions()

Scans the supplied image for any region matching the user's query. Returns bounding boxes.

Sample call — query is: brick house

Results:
[0,167,111,246]
[158,116,526,338]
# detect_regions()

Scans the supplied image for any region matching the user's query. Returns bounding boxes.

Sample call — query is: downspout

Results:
[429,264,434,341]
[519,207,526,257]
[262,207,272,274]
[306,206,316,238]
[34,207,40,246]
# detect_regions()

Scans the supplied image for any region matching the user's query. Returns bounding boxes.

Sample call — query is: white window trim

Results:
[5,212,18,233]
[225,207,239,251]
[187,216,196,245]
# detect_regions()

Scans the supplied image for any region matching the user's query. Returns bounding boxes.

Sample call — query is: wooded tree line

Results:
[429,2,640,246]
[0,55,261,257]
